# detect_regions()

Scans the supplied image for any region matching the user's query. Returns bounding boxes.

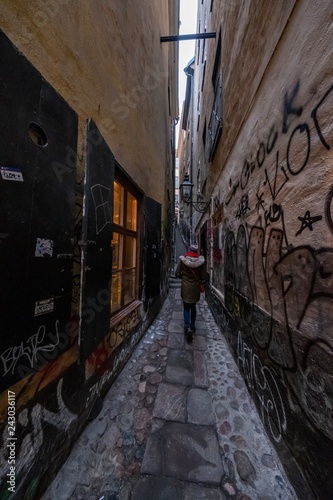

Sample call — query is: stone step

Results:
[169,277,181,288]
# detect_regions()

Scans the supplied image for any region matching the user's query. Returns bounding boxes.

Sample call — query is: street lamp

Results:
[179,173,210,213]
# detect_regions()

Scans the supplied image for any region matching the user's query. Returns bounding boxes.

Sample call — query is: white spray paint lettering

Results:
[0,321,60,376]
[237,332,287,442]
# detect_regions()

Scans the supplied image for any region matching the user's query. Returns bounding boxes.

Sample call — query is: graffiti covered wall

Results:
[208,1,333,497]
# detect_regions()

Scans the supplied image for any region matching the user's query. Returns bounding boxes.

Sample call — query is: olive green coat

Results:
[175,254,205,303]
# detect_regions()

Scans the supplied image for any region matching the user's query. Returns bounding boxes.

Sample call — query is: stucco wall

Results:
[0,0,175,206]
[197,0,333,497]
[196,0,297,197]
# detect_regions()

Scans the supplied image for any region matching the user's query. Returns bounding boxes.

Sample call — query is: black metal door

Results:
[0,31,78,390]
[80,120,114,359]
[144,197,161,308]
[200,221,208,261]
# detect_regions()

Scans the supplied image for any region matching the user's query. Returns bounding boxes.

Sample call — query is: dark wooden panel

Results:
[80,120,114,359]
[144,196,161,307]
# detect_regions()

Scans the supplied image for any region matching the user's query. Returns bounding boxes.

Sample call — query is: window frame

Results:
[208,72,222,161]
[111,171,140,316]
[208,30,222,161]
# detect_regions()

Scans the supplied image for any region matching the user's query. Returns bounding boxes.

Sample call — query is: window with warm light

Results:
[111,180,138,314]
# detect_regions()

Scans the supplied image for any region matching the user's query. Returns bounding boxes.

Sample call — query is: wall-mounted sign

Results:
[34,298,54,316]
[0,166,24,182]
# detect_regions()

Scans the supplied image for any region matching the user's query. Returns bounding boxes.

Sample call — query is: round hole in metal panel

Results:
[28,123,48,147]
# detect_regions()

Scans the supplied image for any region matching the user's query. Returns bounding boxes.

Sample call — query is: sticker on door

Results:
[0,166,24,182]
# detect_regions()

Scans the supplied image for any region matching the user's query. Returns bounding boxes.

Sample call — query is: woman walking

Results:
[175,244,205,343]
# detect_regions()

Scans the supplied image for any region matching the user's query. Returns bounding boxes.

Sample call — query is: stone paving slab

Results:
[184,333,207,350]
[167,332,185,349]
[187,388,215,425]
[193,319,207,330]
[131,476,183,500]
[153,383,187,422]
[193,350,209,388]
[132,476,226,500]
[173,302,183,311]
[141,421,224,484]
[168,319,184,332]
[172,311,184,320]
[184,483,226,500]
[165,349,194,386]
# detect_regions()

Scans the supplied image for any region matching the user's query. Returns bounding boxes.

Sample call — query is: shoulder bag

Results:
[190,268,205,293]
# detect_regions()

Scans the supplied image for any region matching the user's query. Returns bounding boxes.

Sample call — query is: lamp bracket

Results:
[182,198,210,213]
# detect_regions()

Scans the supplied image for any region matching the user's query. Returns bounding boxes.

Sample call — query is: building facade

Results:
[180,0,333,497]
[178,57,196,245]
[0,1,178,497]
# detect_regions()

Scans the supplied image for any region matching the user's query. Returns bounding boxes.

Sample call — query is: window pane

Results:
[125,236,136,268]
[124,269,136,305]
[111,232,123,270]
[113,181,124,226]
[111,181,138,315]
[208,73,222,161]
[126,192,137,230]
[111,271,122,313]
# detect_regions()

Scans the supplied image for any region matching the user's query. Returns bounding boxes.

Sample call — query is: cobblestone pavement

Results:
[43,288,298,500]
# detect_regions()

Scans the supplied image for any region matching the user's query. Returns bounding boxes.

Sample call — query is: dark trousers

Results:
[183,302,197,330]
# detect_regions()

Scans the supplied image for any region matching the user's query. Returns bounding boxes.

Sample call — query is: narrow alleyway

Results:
[171,225,187,276]
[42,232,298,500]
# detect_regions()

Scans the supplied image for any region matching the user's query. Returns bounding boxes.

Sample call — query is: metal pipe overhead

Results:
[161,32,216,42]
